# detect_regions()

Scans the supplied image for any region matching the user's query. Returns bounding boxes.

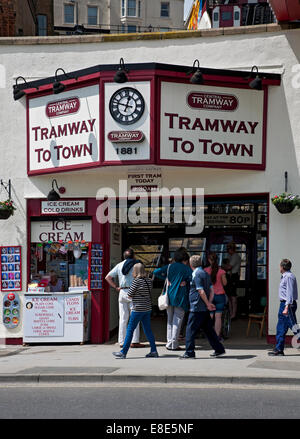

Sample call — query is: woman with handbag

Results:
[113,263,158,359]
[154,250,192,351]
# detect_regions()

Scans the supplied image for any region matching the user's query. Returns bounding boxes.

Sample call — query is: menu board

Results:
[89,243,103,290]
[0,246,22,291]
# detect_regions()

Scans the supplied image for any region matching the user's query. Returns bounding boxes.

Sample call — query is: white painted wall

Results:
[0,28,299,338]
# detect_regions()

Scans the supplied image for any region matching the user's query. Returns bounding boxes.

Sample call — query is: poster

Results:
[24,295,64,337]
[0,246,22,291]
[65,295,83,323]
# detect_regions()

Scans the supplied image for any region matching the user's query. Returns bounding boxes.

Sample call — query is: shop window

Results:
[121,0,125,17]
[128,0,137,17]
[64,4,75,24]
[88,6,98,25]
[169,237,206,265]
[221,11,232,21]
[161,2,170,17]
[37,14,47,36]
[128,25,137,33]
[209,243,247,281]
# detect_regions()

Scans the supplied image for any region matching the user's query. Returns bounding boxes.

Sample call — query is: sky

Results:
[184,0,194,20]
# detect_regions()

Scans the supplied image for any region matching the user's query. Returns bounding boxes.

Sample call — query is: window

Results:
[121,0,125,17]
[127,0,137,17]
[64,4,75,24]
[221,11,232,21]
[88,6,98,25]
[127,25,137,33]
[37,14,47,36]
[138,0,141,17]
[160,27,170,32]
[213,12,219,21]
[161,2,170,17]
[234,11,240,21]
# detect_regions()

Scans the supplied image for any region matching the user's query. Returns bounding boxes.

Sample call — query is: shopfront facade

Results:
[0,24,299,344]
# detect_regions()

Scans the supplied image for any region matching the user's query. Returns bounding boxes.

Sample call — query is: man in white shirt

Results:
[105,248,144,348]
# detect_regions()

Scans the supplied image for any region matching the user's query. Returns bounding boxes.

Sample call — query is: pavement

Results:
[0,318,299,385]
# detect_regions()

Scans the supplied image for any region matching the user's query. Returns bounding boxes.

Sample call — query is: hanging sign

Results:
[159,81,266,170]
[27,84,100,175]
[31,220,92,243]
[127,168,162,193]
[41,200,86,215]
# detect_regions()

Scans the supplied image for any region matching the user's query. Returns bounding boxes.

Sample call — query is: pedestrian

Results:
[105,248,144,348]
[180,255,226,359]
[113,263,158,359]
[223,242,241,319]
[268,259,298,356]
[179,250,193,340]
[205,252,227,339]
[154,249,192,351]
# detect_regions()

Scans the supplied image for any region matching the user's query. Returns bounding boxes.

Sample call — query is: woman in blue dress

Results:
[154,249,192,350]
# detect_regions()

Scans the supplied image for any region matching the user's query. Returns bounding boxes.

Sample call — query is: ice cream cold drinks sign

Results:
[159,82,265,169]
[28,85,100,174]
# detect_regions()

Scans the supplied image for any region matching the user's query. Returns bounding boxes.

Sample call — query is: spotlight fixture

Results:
[114,58,129,84]
[47,179,61,201]
[249,66,262,90]
[13,76,38,101]
[53,68,75,94]
[188,60,204,85]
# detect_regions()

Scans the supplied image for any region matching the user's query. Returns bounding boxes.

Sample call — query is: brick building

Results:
[0,0,54,37]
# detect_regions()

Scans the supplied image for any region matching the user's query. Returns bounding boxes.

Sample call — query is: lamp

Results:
[47,179,61,201]
[249,66,262,90]
[188,60,204,85]
[53,68,75,94]
[13,76,38,101]
[114,58,129,83]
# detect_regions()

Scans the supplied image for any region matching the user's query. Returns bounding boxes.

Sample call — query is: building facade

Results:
[0,0,54,37]
[53,0,184,34]
[0,24,299,345]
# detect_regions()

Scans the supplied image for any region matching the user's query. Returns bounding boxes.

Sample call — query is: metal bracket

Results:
[0,179,11,199]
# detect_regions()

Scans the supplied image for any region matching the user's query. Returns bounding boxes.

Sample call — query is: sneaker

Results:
[113,351,126,359]
[145,351,159,358]
[268,349,284,356]
[210,351,226,357]
[179,353,195,359]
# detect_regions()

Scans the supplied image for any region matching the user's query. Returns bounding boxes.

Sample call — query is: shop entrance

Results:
[109,195,269,342]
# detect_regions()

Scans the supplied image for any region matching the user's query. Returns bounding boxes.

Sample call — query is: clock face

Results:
[109,87,145,125]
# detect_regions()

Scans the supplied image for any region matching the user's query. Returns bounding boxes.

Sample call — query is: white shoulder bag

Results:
[158,264,170,311]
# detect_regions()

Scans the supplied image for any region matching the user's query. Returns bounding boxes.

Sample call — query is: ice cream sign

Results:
[27,84,100,175]
[31,220,92,243]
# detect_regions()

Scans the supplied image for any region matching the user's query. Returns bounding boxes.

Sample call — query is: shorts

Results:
[225,273,239,297]
[212,294,226,313]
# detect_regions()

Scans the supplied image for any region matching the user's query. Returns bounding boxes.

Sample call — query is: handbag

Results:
[158,265,170,311]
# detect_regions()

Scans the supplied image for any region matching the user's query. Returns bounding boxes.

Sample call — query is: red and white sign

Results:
[31,220,92,243]
[104,82,151,163]
[159,81,266,169]
[28,84,100,174]
[108,130,144,143]
[46,97,80,118]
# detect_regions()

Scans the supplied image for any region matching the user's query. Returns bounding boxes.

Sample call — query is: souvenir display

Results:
[0,246,22,291]
[88,243,103,290]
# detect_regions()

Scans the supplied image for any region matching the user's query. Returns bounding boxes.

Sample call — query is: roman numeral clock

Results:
[109,87,145,125]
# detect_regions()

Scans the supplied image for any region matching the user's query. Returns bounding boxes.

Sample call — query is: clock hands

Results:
[113,99,133,110]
